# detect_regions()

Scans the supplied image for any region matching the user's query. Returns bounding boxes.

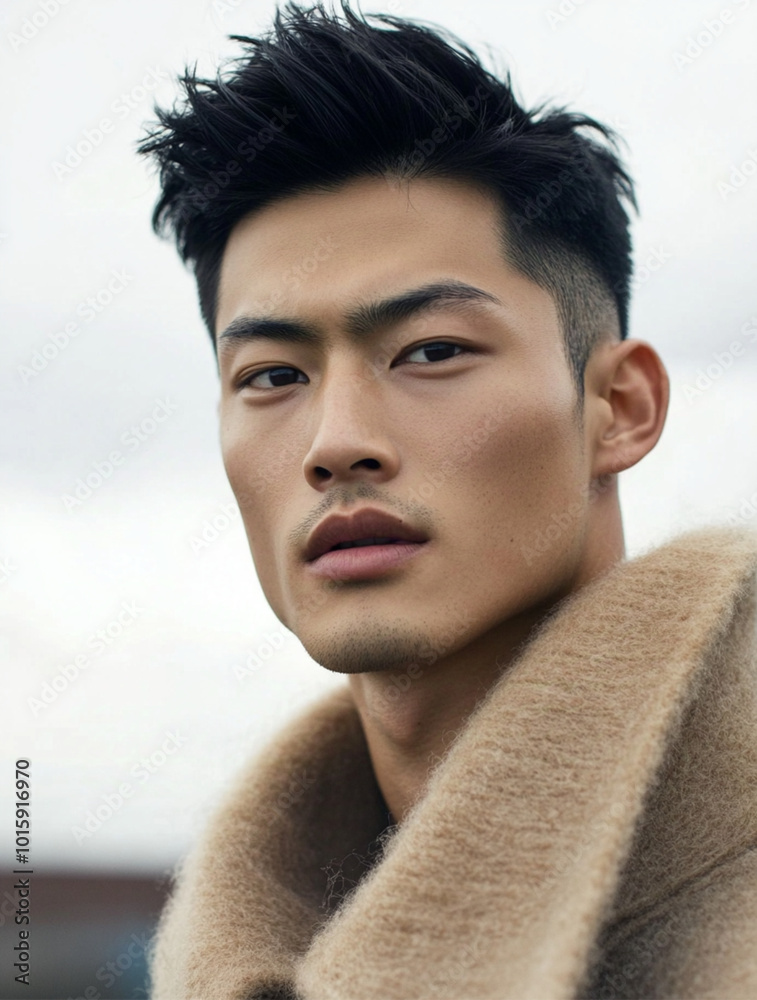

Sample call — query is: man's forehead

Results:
[219,174,505,270]
[215,176,512,338]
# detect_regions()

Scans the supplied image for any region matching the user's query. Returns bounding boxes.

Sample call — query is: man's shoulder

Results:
[586,845,757,1000]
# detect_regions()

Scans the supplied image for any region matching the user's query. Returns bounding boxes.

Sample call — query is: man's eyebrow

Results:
[216,280,502,352]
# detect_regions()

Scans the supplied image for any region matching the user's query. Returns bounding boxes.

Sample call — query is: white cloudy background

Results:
[1,0,756,875]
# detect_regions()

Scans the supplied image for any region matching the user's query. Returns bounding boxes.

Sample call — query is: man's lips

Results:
[303,507,430,563]
[305,539,428,581]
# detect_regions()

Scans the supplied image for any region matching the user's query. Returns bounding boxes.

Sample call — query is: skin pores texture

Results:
[215,174,627,687]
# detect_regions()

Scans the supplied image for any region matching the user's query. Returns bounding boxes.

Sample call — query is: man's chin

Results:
[299,622,433,675]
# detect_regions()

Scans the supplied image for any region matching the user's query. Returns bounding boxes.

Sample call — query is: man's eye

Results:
[238,366,307,390]
[401,341,466,364]
[237,342,467,390]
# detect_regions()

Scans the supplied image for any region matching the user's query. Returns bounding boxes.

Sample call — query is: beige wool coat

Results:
[149,524,757,1000]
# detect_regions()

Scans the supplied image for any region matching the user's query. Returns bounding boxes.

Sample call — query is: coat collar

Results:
[150,524,757,1000]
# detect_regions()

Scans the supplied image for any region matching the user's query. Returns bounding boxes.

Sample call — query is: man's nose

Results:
[301,360,401,490]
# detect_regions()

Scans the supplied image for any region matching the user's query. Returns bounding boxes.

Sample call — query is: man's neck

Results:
[347,602,553,824]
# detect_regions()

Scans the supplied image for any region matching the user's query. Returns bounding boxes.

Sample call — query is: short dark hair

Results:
[138,0,637,407]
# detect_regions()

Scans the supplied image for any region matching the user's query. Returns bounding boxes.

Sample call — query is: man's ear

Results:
[584,338,670,479]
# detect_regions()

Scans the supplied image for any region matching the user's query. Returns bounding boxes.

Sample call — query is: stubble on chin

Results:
[301,620,433,675]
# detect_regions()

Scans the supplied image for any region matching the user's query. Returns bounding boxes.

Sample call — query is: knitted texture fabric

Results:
[148,524,757,1000]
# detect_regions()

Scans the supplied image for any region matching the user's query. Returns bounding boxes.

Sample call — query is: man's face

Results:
[215,174,595,674]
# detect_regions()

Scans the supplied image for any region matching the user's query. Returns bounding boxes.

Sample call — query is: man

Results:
[138,3,757,997]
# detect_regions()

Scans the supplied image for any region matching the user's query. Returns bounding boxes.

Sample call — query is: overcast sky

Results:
[2,0,757,874]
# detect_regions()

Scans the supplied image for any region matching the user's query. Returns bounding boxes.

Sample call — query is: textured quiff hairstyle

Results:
[138,0,637,411]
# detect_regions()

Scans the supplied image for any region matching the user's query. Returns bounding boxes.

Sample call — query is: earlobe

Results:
[590,339,670,479]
